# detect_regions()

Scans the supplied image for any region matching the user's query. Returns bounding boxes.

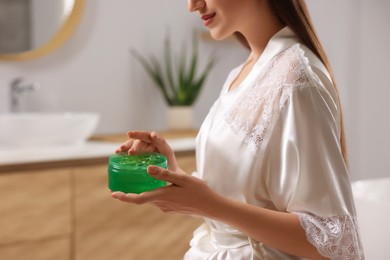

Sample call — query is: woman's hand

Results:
[116,131,179,172]
[111,165,222,217]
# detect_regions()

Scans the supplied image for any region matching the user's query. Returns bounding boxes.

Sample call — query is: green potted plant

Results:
[131,30,217,130]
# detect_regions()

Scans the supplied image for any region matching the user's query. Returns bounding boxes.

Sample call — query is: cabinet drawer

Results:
[0,236,70,260]
[73,159,202,260]
[0,169,72,244]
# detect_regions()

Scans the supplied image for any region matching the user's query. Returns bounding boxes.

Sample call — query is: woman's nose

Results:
[187,0,205,12]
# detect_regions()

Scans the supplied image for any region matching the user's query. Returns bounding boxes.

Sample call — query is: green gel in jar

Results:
[108,152,168,194]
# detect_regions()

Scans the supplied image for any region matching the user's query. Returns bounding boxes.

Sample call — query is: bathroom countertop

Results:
[0,130,197,173]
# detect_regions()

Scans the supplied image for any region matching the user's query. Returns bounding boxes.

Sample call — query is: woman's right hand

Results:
[116,131,179,172]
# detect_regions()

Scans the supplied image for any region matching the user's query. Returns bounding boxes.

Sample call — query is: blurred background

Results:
[1,0,389,181]
[0,1,389,259]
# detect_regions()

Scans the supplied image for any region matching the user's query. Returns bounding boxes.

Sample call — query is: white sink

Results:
[352,178,390,259]
[0,113,100,147]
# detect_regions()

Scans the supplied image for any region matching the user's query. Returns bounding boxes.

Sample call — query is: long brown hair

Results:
[235,0,348,166]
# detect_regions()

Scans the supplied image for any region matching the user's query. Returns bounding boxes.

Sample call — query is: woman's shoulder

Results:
[271,43,333,90]
[263,43,337,104]
[266,44,317,84]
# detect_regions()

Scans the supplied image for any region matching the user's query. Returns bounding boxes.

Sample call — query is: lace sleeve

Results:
[296,212,365,259]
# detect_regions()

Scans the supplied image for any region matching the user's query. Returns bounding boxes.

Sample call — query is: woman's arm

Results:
[111,166,327,259]
[206,188,328,259]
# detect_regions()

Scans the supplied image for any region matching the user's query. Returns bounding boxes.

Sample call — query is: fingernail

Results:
[152,133,160,141]
[148,166,158,174]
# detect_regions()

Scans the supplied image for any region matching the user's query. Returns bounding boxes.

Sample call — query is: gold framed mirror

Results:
[0,0,84,61]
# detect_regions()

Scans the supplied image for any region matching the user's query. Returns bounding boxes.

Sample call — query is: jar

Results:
[108,152,168,194]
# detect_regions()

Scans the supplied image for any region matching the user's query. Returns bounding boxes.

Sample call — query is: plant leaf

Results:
[177,41,188,105]
[187,30,199,90]
[131,49,173,105]
[163,31,176,101]
[131,30,218,106]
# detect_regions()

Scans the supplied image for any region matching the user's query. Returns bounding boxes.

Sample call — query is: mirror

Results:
[0,0,84,61]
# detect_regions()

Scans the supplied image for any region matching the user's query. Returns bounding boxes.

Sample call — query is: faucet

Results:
[9,77,40,113]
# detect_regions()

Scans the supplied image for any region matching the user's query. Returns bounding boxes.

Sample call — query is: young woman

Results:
[112,0,365,259]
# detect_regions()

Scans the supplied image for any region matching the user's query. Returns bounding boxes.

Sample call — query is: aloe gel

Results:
[108,153,168,194]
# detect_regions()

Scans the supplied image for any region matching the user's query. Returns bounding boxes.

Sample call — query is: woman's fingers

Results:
[128,131,171,154]
[111,187,168,205]
[115,139,134,153]
[111,167,188,204]
[127,131,154,143]
[147,166,187,187]
[149,132,173,155]
[129,140,157,155]
[128,131,178,170]
[111,191,147,204]
[111,167,216,217]
[116,136,158,155]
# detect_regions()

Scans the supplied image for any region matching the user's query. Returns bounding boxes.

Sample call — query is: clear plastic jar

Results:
[108,152,167,194]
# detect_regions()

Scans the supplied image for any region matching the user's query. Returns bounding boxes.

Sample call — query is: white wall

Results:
[306,0,390,181]
[0,0,247,132]
[31,0,64,49]
[0,0,389,181]
[353,0,390,180]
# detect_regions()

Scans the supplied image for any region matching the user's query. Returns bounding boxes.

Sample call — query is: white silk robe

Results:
[184,27,364,259]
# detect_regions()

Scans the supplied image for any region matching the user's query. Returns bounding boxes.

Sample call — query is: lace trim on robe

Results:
[225,44,317,154]
[296,213,365,259]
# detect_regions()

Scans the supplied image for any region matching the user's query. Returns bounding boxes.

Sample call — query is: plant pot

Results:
[166,106,194,130]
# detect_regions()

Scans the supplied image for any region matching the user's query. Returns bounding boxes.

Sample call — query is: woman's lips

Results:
[201,13,216,26]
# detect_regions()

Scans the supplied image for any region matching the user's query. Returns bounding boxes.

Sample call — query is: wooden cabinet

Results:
[0,169,72,260]
[0,131,201,260]
[0,238,70,260]
[0,151,201,260]
[73,153,202,260]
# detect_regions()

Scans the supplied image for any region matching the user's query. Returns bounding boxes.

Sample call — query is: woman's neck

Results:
[238,2,285,60]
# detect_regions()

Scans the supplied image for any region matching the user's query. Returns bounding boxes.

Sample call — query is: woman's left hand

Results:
[111,165,221,217]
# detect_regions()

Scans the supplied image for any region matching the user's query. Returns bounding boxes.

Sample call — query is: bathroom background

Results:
[0,0,389,182]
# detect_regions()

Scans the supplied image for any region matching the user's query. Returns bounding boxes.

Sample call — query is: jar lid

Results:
[108,152,167,171]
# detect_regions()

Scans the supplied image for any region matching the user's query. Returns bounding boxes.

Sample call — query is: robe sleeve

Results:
[262,84,365,259]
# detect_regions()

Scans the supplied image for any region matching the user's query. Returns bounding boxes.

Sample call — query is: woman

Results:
[112,0,365,259]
